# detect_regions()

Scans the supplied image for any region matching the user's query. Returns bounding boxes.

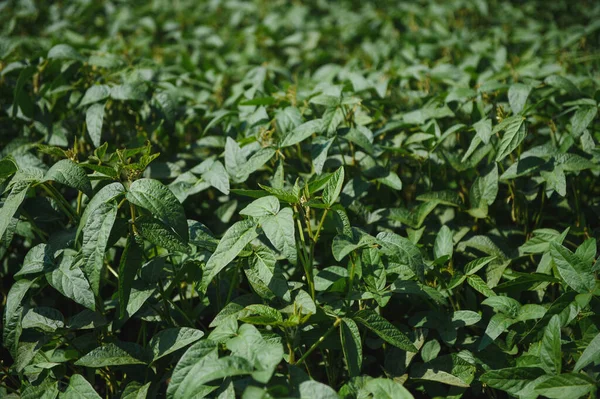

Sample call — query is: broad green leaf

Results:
[21,381,59,399]
[0,179,31,240]
[574,332,600,372]
[298,380,339,399]
[81,201,117,295]
[322,166,344,206]
[75,342,148,367]
[261,207,296,264]
[22,307,64,332]
[46,257,95,310]
[464,256,497,275]
[135,216,189,253]
[111,83,146,101]
[376,232,424,281]
[469,163,498,214]
[550,242,595,293]
[240,196,280,218]
[479,313,514,350]
[239,304,283,326]
[410,366,470,387]
[43,159,92,196]
[61,374,101,399]
[201,219,258,292]
[495,116,526,162]
[481,367,545,395]
[540,314,562,374]
[340,318,362,377]
[149,327,204,362]
[508,83,532,114]
[80,85,111,107]
[544,75,579,94]
[0,156,18,179]
[127,178,188,242]
[121,382,151,399]
[201,160,230,195]
[118,236,143,318]
[3,278,36,356]
[280,119,323,147]
[48,44,85,61]
[226,323,283,383]
[571,106,597,137]
[246,247,290,300]
[353,310,417,352]
[77,182,125,240]
[363,378,414,399]
[86,103,105,148]
[172,356,253,398]
[535,373,595,398]
[434,225,453,260]
[167,340,219,399]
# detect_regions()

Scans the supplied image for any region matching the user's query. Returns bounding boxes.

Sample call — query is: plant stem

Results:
[294,318,341,366]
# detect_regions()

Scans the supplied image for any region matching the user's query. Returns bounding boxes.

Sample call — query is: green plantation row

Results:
[1,0,600,398]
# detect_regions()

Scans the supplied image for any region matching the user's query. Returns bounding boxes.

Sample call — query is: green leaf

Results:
[43,159,92,197]
[0,179,31,241]
[86,103,105,148]
[0,156,18,179]
[239,304,283,326]
[363,378,414,399]
[280,119,323,147]
[201,160,230,195]
[81,202,117,295]
[480,367,545,395]
[298,380,339,399]
[121,382,151,399]
[21,381,59,399]
[495,116,526,162]
[47,44,85,61]
[167,340,219,398]
[240,196,280,218]
[574,332,600,372]
[535,373,595,398]
[22,307,64,332]
[540,314,562,374]
[200,219,258,292]
[467,275,496,298]
[61,374,101,399]
[77,182,125,240]
[150,327,204,362]
[571,106,597,137]
[353,310,417,352]
[46,256,95,310]
[434,225,453,260]
[75,342,148,367]
[80,85,111,107]
[544,75,579,94]
[469,163,498,214]
[118,236,143,318]
[508,83,532,114]
[127,178,188,242]
[111,83,146,101]
[550,242,595,293]
[226,323,283,383]
[173,355,253,398]
[3,278,36,356]
[322,166,344,206]
[376,232,424,281]
[340,318,362,377]
[261,207,296,264]
[135,216,189,253]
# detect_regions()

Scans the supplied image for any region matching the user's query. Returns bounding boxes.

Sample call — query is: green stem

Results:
[41,183,79,223]
[294,318,341,366]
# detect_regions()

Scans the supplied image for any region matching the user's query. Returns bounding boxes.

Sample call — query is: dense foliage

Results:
[1,0,600,398]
